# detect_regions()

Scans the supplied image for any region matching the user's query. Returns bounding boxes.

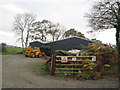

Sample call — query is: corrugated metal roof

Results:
[29,37,93,55]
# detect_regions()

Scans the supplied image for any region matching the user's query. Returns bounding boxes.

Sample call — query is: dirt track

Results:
[2,55,118,88]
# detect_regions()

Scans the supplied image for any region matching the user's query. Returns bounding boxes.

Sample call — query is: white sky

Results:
[0,0,116,47]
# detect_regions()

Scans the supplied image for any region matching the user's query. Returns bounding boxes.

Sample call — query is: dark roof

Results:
[47,37,92,45]
[46,37,93,54]
[29,41,51,48]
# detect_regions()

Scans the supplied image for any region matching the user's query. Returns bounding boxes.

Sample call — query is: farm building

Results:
[29,37,93,56]
[29,41,44,48]
[29,41,51,56]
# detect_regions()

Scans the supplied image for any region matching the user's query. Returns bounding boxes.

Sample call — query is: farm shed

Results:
[46,37,93,55]
[29,37,93,56]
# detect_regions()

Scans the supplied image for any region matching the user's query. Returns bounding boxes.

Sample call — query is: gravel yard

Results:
[2,55,118,88]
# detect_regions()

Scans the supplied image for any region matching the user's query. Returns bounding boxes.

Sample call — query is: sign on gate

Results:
[61,57,68,63]
[72,57,76,61]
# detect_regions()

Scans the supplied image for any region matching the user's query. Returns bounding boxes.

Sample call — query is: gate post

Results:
[51,55,56,76]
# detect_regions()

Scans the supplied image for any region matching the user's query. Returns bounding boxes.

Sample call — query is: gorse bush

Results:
[76,60,98,80]
[74,43,118,80]
[86,43,118,65]
[81,43,118,79]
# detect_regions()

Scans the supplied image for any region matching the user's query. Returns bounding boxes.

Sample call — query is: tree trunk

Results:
[52,35,55,41]
[21,30,24,53]
[42,34,44,41]
[117,2,120,59]
[116,27,120,59]
[25,29,30,50]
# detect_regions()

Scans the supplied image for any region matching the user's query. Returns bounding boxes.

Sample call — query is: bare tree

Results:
[13,13,36,51]
[86,0,120,58]
[24,13,36,49]
[13,14,25,51]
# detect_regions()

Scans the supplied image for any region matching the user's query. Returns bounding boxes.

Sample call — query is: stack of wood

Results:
[55,50,76,56]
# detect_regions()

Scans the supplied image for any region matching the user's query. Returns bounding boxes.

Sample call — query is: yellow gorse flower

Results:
[83,64,88,67]
[104,64,111,67]
[90,67,93,70]
[78,70,82,73]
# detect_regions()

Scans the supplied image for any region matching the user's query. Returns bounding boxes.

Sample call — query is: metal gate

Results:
[51,55,96,76]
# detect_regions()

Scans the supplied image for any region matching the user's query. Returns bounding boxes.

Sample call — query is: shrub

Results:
[0,43,7,52]
[86,43,118,65]
[75,60,98,80]
[82,43,118,77]
[73,43,118,80]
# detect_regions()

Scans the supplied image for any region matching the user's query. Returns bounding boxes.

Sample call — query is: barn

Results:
[29,37,93,56]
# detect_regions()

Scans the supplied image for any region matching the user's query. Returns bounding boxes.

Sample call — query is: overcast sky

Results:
[0,0,116,47]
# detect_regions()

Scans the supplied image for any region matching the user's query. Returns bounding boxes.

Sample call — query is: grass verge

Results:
[0,47,22,55]
[28,61,51,75]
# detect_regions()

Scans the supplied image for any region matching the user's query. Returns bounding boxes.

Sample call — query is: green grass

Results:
[0,47,23,55]
[27,61,50,75]
[34,62,50,75]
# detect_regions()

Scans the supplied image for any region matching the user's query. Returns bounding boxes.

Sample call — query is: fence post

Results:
[51,55,56,76]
